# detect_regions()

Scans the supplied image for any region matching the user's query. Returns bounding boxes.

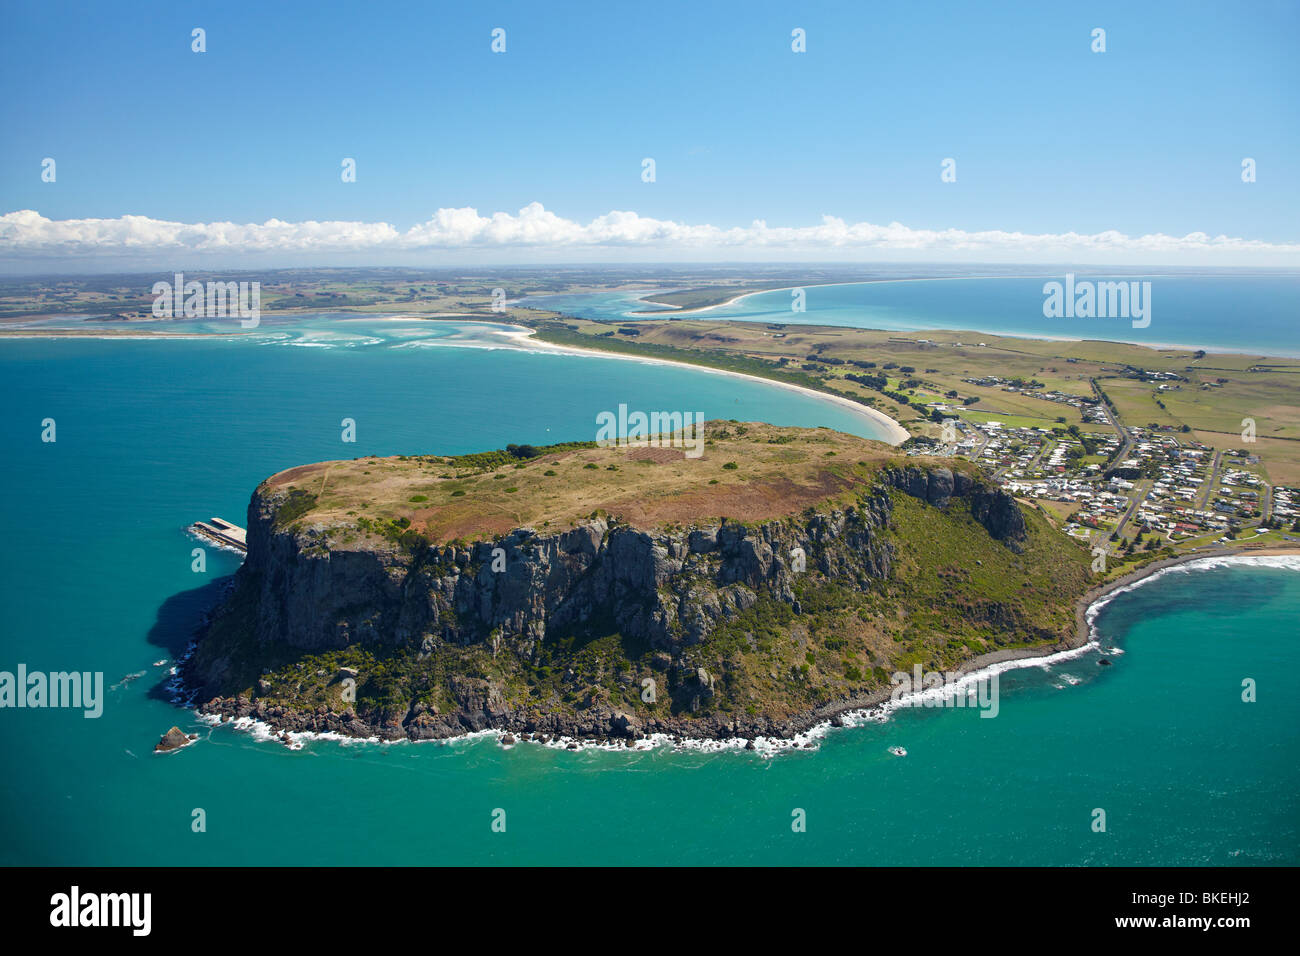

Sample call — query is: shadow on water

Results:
[143,575,235,702]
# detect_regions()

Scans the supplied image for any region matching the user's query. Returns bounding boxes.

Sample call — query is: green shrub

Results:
[274,489,318,528]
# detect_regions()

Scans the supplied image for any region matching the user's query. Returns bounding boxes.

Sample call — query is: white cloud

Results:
[2,203,1297,265]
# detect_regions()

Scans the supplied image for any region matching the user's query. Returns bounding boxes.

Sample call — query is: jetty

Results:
[190,517,247,553]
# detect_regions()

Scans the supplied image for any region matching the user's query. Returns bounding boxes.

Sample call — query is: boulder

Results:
[154,726,197,753]
[610,711,641,738]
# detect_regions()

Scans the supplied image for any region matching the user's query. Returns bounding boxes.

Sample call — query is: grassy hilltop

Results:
[265,422,902,547]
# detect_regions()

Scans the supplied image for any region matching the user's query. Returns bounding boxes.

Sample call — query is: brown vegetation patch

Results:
[624,446,686,463]
[601,471,861,527]
[263,423,929,545]
[267,462,332,487]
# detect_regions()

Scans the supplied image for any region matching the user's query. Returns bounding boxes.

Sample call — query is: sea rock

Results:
[154,726,197,753]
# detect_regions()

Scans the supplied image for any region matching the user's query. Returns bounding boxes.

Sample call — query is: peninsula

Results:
[184,423,1098,744]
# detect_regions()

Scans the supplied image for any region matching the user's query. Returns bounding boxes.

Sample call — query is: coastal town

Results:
[902,374,1298,561]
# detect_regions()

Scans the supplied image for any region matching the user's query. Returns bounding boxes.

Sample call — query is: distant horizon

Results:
[4,260,1300,280]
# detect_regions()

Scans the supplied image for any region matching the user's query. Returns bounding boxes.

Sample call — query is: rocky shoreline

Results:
[180,447,1300,751]
[190,543,1300,750]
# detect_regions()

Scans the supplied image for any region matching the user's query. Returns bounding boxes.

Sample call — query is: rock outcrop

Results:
[154,726,198,753]
[216,484,896,660]
[882,465,1026,549]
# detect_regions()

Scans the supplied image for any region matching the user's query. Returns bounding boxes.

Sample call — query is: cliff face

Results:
[188,462,1041,742]
[882,465,1027,549]
[235,482,898,657]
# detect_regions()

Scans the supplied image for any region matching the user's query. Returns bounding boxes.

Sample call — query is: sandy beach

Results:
[499,323,912,444]
[628,275,1063,317]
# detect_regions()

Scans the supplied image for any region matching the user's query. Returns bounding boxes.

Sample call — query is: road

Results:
[1112,479,1152,543]
[1198,451,1222,509]
[1091,379,1131,466]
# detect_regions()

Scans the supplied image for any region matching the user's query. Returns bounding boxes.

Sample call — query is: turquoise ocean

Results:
[521,274,1300,357]
[0,312,1296,865]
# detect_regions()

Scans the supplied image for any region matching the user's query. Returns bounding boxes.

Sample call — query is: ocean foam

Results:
[1086,553,1300,640]
[177,534,1297,758]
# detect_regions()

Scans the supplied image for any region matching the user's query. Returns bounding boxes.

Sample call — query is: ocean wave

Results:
[528,727,833,756]
[187,554,1298,758]
[109,670,147,691]
[198,712,379,751]
[184,527,246,558]
[1086,553,1300,640]
[191,641,1102,758]
[390,338,512,351]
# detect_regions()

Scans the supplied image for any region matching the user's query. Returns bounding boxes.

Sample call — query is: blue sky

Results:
[1,0,1297,268]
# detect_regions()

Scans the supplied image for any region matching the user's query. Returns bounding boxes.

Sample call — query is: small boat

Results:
[889,746,907,757]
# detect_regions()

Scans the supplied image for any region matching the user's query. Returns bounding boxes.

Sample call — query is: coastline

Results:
[628,277,1007,316]
[498,323,912,445]
[0,314,914,444]
[631,275,1142,316]
[624,278,1300,358]
[191,543,1300,753]
[1072,544,1300,646]
[8,307,1297,361]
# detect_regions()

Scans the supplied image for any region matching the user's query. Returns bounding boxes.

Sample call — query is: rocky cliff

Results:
[882,465,1027,549]
[185,445,1075,745]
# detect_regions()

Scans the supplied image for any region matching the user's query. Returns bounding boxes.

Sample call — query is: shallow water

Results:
[523,274,1300,357]
[0,316,1295,865]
